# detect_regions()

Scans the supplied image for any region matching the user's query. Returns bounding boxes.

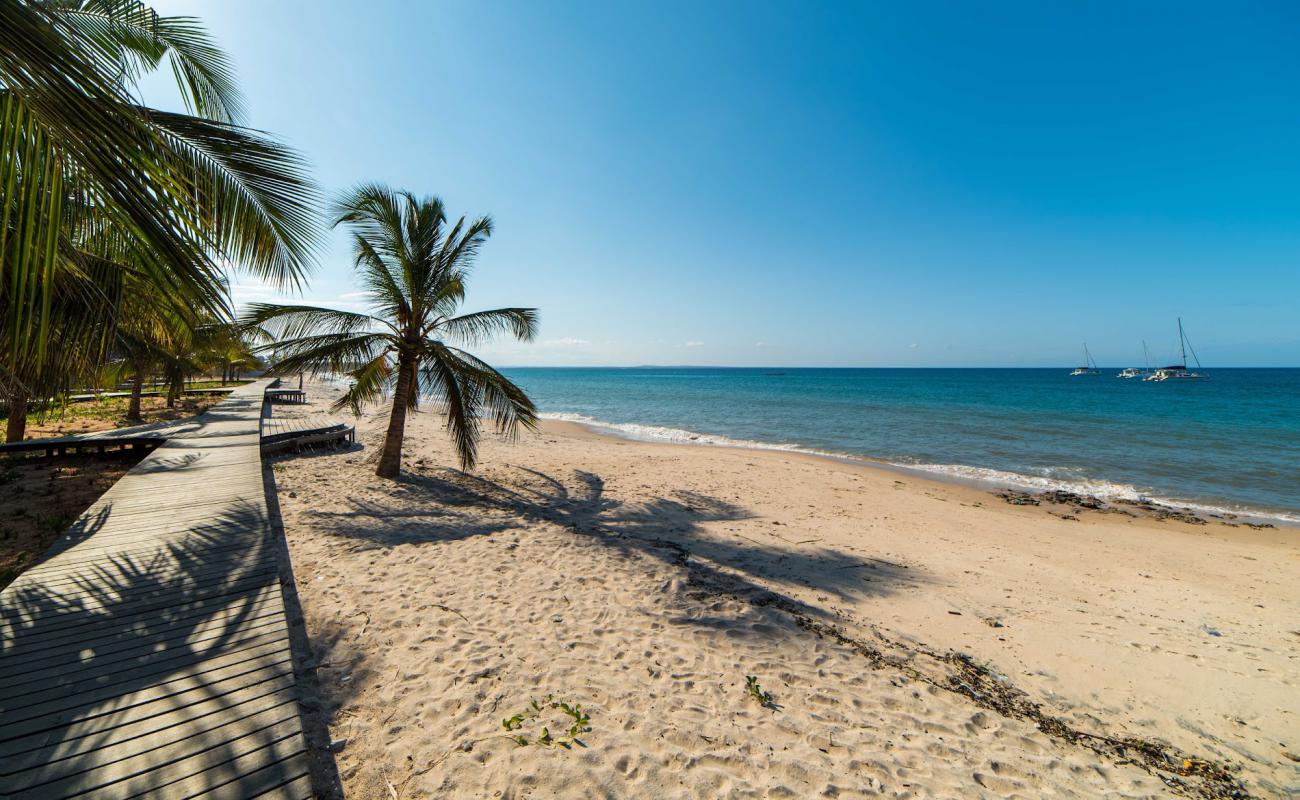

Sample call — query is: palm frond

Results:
[0,3,226,298]
[240,302,382,341]
[437,307,538,345]
[438,214,493,276]
[256,331,393,377]
[439,344,538,438]
[146,109,321,288]
[50,0,245,123]
[420,342,482,469]
[353,234,411,321]
[331,351,393,416]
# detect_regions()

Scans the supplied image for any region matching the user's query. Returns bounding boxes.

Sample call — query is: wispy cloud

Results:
[542,337,591,347]
[684,341,704,348]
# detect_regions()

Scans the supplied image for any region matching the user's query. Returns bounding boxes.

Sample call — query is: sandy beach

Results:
[271,382,1299,799]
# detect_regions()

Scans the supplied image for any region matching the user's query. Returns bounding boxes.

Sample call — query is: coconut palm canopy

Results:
[0,0,320,426]
[243,185,538,477]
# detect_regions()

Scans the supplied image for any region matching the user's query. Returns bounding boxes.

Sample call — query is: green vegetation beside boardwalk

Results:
[1,393,224,442]
[0,455,137,590]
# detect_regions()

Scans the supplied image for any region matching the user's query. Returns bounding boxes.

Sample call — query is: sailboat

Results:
[1070,343,1100,376]
[1143,319,1207,381]
[1117,341,1152,378]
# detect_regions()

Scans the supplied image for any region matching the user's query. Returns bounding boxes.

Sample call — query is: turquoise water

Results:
[501,367,1300,523]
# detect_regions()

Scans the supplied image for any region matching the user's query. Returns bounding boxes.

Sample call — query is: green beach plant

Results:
[502,694,592,748]
[243,185,538,477]
[745,674,776,708]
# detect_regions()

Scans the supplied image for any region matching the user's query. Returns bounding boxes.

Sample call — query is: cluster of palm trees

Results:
[2,1,538,476]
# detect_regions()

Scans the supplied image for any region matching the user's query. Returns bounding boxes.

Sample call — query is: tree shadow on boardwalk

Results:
[307,464,923,617]
[0,498,325,799]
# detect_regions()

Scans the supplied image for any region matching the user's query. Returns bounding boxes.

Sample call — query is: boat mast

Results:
[1178,318,1187,366]
[1142,340,1150,369]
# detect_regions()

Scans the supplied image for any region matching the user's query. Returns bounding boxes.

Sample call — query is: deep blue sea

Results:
[501,367,1300,523]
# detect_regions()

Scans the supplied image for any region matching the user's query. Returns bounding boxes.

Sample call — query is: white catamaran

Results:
[1117,341,1152,378]
[1070,343,1100,376]
[1144,319,1207,381]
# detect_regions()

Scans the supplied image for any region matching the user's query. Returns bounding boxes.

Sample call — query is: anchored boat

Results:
[1144,319,1207,381]
[1070,343,1101,376]
[1117,341,1153,378]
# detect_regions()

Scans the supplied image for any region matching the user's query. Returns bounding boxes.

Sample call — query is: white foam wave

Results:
[540,412,835,456]
[541,411,1299,526]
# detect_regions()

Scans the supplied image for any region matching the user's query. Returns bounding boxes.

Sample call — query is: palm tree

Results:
[1,1,320,439]
[244,186,539,478]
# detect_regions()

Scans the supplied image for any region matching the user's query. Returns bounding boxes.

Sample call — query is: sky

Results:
[142,1,1300,367]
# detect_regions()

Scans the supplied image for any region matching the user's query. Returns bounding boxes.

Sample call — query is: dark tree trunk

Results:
[375,352,416,479]
[127,369,144,421]
[5,391,28,443]
[167,376,180,408]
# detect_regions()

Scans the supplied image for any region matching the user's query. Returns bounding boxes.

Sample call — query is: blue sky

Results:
[144,1,1300,366]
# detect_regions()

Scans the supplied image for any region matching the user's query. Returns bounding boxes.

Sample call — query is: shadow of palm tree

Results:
[0,501,320,798]
[307,464,922,619]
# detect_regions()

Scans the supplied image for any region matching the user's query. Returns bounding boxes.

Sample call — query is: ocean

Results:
[500,367,1300,524]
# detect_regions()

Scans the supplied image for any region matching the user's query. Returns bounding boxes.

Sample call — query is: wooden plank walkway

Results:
[0,380,314,799]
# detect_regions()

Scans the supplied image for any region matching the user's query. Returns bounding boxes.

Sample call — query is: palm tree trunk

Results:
[127,369,144,421]
[5,391,28,443]
[376,353,416,478]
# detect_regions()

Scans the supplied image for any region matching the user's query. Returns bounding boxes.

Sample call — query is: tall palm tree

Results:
[243,185,539,478]
[1,0,320,439]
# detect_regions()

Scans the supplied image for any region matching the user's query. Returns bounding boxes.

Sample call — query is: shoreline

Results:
[539,410,1298,528]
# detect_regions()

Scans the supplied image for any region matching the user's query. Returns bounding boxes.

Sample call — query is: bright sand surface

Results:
[271,382,1299,799]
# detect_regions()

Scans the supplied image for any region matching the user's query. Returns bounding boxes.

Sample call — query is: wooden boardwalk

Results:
[0,380,315,799]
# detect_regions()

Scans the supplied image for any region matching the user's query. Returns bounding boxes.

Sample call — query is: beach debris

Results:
[996,490,1039,506]
[1199,625,1223,637]
[1153,508,1208,525]
[947,610,962,616]
[1038,490,1105,509]
[982,617,1005,628]
[329,738,348,752]
[995,489,1236,526]
[744,674,778,709]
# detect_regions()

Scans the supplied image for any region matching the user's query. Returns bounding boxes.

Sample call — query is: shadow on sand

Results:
[306,463,922,618]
